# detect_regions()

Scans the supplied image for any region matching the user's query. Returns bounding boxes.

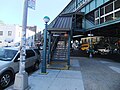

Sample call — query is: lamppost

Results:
[41,16,50,73]
[14,0,29,90]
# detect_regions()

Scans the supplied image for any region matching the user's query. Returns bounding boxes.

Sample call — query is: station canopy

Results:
[48,12,84,33]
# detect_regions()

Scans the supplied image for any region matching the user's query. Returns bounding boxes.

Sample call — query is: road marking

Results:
[109,66,120,73]
[100,61,110,64]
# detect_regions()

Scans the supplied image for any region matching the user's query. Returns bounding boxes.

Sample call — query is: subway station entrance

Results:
[46,12,84,69]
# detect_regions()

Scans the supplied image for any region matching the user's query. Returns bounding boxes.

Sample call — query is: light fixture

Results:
[43,16,50,23]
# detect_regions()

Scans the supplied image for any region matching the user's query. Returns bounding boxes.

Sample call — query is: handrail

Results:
[51,36,59,52]
[50,36,59,59]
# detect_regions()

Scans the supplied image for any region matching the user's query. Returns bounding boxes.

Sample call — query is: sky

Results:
[0,0,71,30]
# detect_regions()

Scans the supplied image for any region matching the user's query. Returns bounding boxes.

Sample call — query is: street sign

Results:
[28,0,36,10]
[88,34,93,36]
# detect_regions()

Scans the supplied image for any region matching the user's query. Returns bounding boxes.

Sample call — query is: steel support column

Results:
[41,23,47,73]
[48,32,51,64]
[67,32,71,66]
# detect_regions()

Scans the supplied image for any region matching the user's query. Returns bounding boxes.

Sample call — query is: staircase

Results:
[53,41,68,61]
[48,36,69,69]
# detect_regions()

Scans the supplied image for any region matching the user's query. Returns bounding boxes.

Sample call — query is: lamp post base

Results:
[14,72,29,90]
[89,53,92,58]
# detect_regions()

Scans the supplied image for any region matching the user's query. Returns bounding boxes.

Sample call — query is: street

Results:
[7,57,120,90]
[74,57,120,90]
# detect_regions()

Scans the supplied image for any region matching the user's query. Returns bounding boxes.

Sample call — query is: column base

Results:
[14,72,29,90]
[89,53,92,58]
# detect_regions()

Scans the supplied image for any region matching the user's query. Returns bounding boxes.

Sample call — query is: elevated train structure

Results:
[45,0,120,68]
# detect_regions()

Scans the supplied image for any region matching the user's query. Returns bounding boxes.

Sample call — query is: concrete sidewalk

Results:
[6,58,84,90]
[28,69,84,90]
[6,57,120,90]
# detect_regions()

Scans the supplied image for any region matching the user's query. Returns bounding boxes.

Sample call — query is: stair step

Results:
[55,51,67,53]
[52,37,69,62]
[54,56,66,58]
[56,48,67,49]
[54,54,67,56]
[54,51,67,53]
[47,60,69,70]
[53,58,68,60]
[53,54,67,57]
[54,50,67,52]
[56,48,67,51]
[55,48,67,50]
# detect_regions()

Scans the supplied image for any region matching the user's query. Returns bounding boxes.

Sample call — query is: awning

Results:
[48,12,84,33]
[48,16,72,32]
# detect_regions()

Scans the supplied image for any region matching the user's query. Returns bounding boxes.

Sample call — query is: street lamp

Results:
[41,16,50,73]
[14,0,29,90]
[43,16,50,23]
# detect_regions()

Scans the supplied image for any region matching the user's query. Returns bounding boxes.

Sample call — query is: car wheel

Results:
[33,62,39,71]
[0,71,13,89]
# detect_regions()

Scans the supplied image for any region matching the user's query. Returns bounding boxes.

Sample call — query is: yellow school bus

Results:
[81,43,90,51]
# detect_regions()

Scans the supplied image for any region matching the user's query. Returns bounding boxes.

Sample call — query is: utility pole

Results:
[14,0,29,90]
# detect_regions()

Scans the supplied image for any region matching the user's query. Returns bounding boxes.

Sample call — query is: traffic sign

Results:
[28,0,36,10]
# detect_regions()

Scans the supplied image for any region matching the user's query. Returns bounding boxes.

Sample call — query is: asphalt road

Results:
[70,57,120,90]
[71,50,120,62]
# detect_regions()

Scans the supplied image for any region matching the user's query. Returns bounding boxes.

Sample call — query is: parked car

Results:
[94,43,119,55]
[95,43,111,55]
[32,48,41,60]
[97,48,110,55]
[0,47,41,89]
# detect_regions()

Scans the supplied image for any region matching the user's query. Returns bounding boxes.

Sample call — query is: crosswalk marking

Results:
[109,66,120,73]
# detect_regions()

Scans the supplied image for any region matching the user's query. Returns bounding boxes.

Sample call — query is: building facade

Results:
[0,24,35,47]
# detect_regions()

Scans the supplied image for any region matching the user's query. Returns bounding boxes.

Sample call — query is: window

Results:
[84,39,87,43]
[88,39,90,43]
[82,40,84,43]
[0,31,3,36]
[100,7,104,16]
[26,50,35,58]
[0,49,17,61]
[115,0,120,10]
[8,31,12,36]
[15,53,20,61]
[100,17,104,24]
[105,14,113,22]
[95,10,99,18]
[115,11,120,18]
[95,19,99,25]
[105,3,113,14]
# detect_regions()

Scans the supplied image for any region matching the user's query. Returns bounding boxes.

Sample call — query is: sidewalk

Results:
[6,58,84,90]
[28,69,84,90]
[6,57,120,90]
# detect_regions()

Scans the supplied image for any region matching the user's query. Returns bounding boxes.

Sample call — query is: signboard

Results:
[53,34,60,37]
[28,0,36,10]
[88,34,94,36]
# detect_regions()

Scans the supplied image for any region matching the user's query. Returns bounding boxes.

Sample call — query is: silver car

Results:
[0,47,40,89]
